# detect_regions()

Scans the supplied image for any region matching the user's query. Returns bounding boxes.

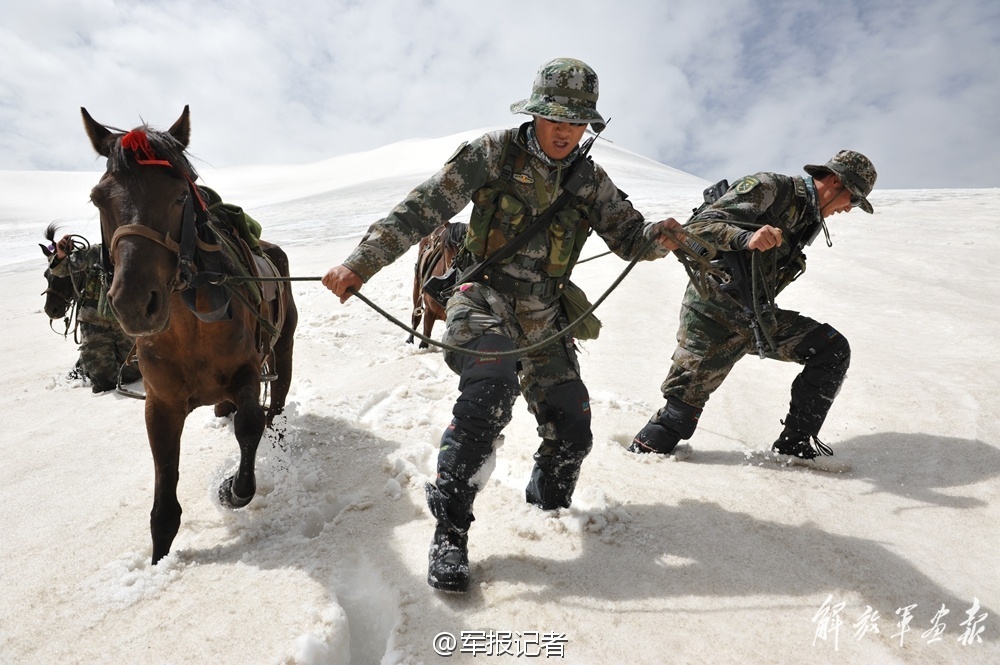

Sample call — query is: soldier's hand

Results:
[56,235,72,260]
[655,218,684,251]
[322,265,364,304]
[748,225,783,251]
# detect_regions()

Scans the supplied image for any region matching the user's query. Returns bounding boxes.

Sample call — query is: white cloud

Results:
[0,0,997,188]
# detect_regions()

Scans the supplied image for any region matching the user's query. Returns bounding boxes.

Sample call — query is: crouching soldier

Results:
[630,150,877,461]
[42,231,141,393]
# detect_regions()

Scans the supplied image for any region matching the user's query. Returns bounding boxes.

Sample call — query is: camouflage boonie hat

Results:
[510,58,605,132]
[804,149,877,214]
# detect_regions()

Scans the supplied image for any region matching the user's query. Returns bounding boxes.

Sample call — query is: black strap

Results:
[455,148,595,286]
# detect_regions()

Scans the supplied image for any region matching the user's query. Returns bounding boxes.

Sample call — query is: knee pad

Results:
[449,334,520,441]
[456,333,518,392]
[533,380,592,443]
[794,323,851,373]
[655,396,702,440]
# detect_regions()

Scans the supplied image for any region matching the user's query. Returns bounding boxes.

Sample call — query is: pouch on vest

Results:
[560,280,601,340]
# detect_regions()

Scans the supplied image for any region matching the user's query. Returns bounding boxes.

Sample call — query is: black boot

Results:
[425,480,474,592]
[771,423,834,460]
[629,396,701,455]
[525,438,591,510]
[428,524,470,593]
[629,420,681,454]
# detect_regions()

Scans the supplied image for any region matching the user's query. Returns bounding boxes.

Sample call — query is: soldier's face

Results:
[534,118,588,161]
[818,174,856,218]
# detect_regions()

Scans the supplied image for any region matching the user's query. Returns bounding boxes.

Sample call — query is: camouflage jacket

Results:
[685,172,822,307]
[343,123,668,293]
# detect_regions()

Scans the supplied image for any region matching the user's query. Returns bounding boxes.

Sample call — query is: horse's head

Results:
[40,224,78,320]
[81,106,201,335]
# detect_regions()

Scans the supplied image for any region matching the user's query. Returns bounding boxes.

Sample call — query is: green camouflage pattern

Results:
[463,132,595,278]
[343,121,666,419]
[76,320,141,392]
[804,149,877,213]
[661,282,825,407]
[686,172,817,298]
[50,243,140,391]
[343,123,666,284]
[439,280,580,426]
[659,171,826,405]
[509,58,605,131]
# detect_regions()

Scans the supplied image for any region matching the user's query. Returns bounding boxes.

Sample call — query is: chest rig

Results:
[462,129,598,281]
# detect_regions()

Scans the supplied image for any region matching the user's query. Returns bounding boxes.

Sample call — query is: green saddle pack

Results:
[200,186,262,250]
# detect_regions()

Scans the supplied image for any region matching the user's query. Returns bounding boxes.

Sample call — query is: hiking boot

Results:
[427,525,470,593]
[628,420,680,455]
[771,425,834,460]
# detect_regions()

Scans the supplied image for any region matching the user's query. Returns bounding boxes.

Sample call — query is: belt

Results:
[480,267,567,299]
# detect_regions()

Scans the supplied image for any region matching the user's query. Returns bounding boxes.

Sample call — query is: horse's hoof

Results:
[218,475,254,509]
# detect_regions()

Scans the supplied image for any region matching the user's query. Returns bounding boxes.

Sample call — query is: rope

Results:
[224,225,716,360]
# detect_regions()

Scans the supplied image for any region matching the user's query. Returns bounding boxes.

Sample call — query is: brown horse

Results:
[81,106,298,564]
[406,222,467,349]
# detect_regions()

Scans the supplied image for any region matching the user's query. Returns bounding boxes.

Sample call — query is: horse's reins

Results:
[105,127,722,360]
[44,235,93,341]
[223,225,719,360]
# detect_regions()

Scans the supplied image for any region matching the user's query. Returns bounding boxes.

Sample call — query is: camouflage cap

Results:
[804,150,878,214]
[510,58,605,132]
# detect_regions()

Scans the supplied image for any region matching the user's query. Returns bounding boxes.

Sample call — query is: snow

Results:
[1,129,997,664]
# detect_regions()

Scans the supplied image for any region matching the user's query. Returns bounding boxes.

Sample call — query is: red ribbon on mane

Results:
[120,129,207,213]
[121,130,174,168]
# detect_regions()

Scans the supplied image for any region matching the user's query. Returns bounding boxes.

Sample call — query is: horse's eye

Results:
[176,192,189,205]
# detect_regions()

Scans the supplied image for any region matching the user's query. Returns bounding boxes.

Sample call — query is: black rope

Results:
[223,226,715,360]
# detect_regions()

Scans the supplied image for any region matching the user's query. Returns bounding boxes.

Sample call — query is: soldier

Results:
[46,235,141,393]
[323,58,684,592]
[630,150,877,461]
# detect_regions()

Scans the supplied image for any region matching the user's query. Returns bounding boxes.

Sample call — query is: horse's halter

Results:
[104,130,210,292]
[41,236,92,338]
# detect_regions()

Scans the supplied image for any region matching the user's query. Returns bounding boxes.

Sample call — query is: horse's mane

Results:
[106,124,199,182]
[44,222,60,243]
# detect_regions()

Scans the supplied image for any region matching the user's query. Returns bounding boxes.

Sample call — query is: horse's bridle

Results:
[103,130,214,293]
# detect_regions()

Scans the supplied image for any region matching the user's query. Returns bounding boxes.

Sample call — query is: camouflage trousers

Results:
[431,280,593,516]
[77,320,141,392]
[660,285,849,436]
[442,281,583,417]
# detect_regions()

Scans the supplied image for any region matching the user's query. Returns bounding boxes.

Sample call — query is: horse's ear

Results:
[167,105,191,149]
[81,107,113,157]
[40,243,54,258]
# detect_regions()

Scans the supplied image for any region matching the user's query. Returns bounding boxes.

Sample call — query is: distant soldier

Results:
[323,58,685,592]
[44,234,141,393]
[630,150,878,460]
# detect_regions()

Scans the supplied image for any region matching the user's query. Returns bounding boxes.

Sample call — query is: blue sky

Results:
[1,0,997,189]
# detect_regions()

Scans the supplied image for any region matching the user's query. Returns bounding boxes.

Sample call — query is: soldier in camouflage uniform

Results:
[323,58,683,592]
[46,236,141,393]
[630,150,878,461]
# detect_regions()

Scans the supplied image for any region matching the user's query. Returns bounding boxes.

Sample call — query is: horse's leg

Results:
[219,366,265,509]
[419,298,440,350]
[407,263,423,345]
[146,396,186,565]
[266,296,298,425]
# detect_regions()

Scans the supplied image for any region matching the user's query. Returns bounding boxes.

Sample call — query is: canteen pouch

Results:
[559,280,601,340]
